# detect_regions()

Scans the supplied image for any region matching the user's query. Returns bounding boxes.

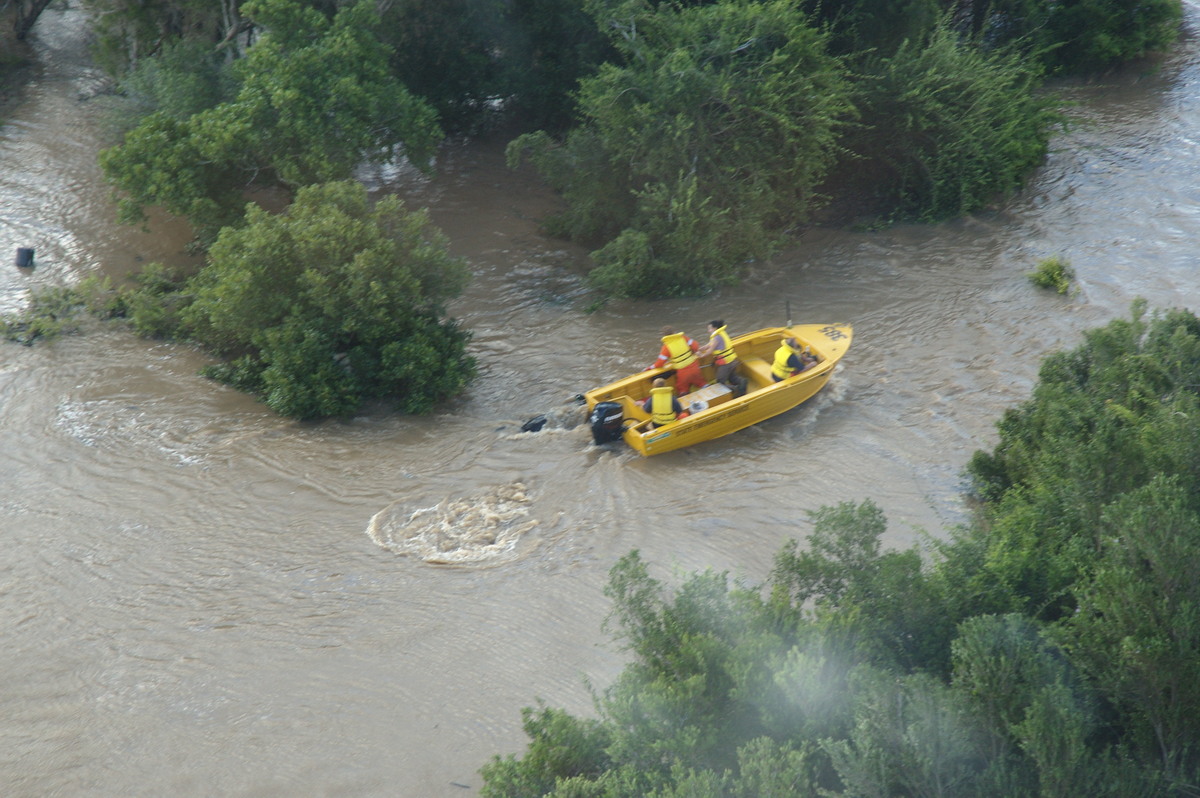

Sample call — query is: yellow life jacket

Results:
[662,333,697,368]
[771,341,801,380]
[649,386,678,425]
[709,326,738,364]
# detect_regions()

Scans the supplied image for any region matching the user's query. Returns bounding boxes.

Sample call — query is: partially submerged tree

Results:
[174,180,474,419]
[99,0,441,240]
[508,0,853,298]
[845,20,1062,221]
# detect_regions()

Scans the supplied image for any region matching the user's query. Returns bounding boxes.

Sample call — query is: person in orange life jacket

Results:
[647,325,706,395]
[695,319,747,397]
[771,337,816,381]
[641,378,690,428]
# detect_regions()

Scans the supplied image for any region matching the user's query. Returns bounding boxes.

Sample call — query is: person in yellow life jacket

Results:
[696,319,747,397]
[641,378,690,428]
[647,325,707,395]
[771,337,815,381]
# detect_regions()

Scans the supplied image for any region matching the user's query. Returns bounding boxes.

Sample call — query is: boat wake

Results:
[365,482,538,565]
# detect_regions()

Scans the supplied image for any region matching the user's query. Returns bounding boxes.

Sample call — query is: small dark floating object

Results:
[521,415,548,433]
[16,248,34,268]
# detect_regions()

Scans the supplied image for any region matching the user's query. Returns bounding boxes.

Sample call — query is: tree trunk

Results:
[14,0,55,41]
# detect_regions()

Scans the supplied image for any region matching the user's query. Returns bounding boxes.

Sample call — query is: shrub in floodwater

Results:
[0,278,123,345]
[1028,255,1074,294]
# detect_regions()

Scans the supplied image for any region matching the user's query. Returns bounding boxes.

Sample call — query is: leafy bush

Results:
[100,0,442,241]
[510,0,853,298]
[0,277,125,345]
[962,0,1183,74]
[118,37,235,123]
[846,20,1062,222]
[1028,255,1075,294]
[178,180,475,419]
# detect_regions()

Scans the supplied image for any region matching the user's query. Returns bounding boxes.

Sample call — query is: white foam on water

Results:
[366,482,538,565]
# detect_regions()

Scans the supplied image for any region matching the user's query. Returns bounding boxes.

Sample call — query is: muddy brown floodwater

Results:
[2,5,1199,796]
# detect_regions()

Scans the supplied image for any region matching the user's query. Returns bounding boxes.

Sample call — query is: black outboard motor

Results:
[589,401,624,444]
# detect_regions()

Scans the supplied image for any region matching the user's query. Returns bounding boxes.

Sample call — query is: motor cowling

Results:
[589,401,624,444]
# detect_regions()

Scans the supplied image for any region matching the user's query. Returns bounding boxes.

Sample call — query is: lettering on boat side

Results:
[818,325,848,341]
[686,402,751,433]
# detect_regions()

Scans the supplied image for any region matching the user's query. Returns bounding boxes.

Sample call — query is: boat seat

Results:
[739,356,775,387]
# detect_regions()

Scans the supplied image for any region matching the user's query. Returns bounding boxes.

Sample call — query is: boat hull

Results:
[583,323,852,456]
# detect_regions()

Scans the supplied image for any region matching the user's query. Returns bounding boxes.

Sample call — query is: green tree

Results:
[957,0,1182,74]
[509,0,852,298]
[844,20,1061,221]
[100,0,442,240]
[966,303,1200,619]
[480,703,614,798]
[1066,476,1200,782]
[377,0,507,136]
[81,0,244,77]
[825,669,986,798]
[178,180,473,419]
[117,36,236,122]
[768,500,951,673]
[502,0,613,131]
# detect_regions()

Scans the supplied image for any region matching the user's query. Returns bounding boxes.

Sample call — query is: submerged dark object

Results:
[521,415,548,433]
[15,248,34,268]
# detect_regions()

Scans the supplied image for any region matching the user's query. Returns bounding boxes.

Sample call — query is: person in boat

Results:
[647,325,707,395]
[771,337,816,382]
[696,319,748,397]
[641,378,689,428]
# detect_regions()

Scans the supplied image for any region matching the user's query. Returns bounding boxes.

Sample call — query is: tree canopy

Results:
[87,0,1183,300]
[183,181,474,418]
[99,0,441,239]
[117,180,474,419]
[509,0,853,297]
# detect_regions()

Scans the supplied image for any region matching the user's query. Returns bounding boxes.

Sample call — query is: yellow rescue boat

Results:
[583,323,852,456]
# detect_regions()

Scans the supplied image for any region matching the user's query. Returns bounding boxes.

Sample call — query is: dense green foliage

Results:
[87,0,1181,300]
[846,21,1060,221]
[510,0,1068,297]
[377,0,508,136]
[118,36,236,122]
[178,181,474,418]
[99,0,442,239]
[481,305,1200,796]
[509,0,853,297]
[959,0,1182,74]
